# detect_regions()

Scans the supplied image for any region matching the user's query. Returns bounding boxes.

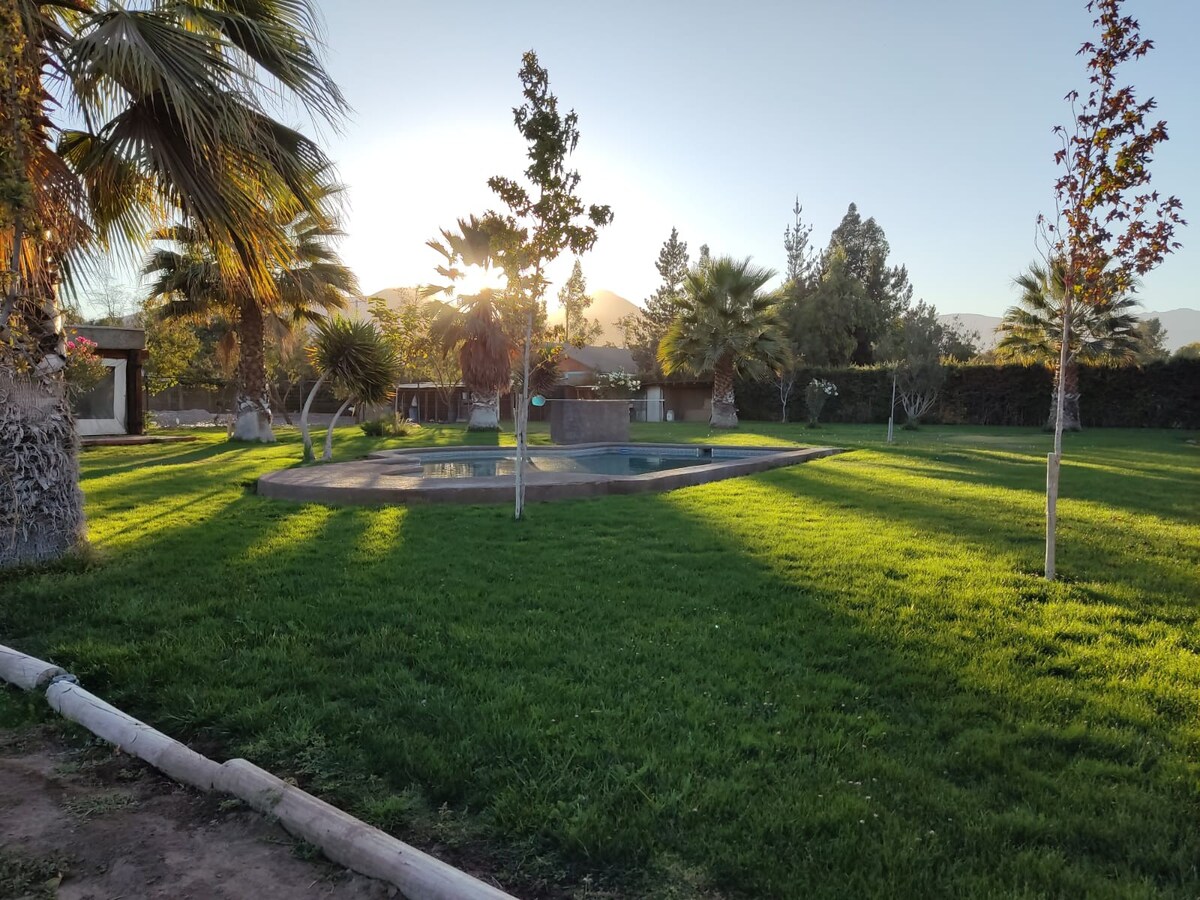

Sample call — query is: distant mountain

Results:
[1149,308,1200,351]
[547,289,638,347]
[939,314,1004,351]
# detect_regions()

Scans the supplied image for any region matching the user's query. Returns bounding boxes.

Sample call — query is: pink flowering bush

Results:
[64,335,107,396]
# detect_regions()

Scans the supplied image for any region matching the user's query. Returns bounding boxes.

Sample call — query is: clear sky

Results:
[88,0,1200,318]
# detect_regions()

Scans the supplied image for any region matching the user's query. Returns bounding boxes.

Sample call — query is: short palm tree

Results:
[659,256,788,428]
[143,195,356,441]
[423,217,514,430]
[997,259,1140,431]
[300,317,399,462]
[0,0,344,568]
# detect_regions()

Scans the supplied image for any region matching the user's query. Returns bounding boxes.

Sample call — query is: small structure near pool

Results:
[258,443,843,506]
[549,399,630,444]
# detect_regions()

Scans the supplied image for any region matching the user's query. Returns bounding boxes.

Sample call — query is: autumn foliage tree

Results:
[1039,0,1185,580]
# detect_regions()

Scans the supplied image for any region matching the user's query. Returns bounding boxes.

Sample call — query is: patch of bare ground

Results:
[0,726,393,899]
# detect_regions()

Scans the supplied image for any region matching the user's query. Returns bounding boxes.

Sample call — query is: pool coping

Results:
[257,443,845,506]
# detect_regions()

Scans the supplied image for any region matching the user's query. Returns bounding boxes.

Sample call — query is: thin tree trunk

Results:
[515,305,533,520]
[299,371,328,462]
[233,300,274,442]
[1046,293,1072,581]
[710,356,737,428]
[322,396,353,461]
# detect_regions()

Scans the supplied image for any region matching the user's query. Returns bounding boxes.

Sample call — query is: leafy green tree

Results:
[823,203,913,364]
[556,259,602,346]
[1172,342,1200,361]
[620,226,689,374]
[0,0,344,568]
[782,248,864,368]
[264,317,313,425]
[485,51,612,518]
[997,259,1140,431]
[1132,317,1169,363]
[659,256,788,428]
[140,299,202,397]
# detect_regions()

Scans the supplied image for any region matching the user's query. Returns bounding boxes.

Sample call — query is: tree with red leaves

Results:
[1039,0,1185,580]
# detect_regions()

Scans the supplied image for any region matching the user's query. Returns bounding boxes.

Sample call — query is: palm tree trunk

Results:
[322,396,353,461]
[233,300,274,442]
[1,372,86,569]
[1045,361,1082,433]
[467,391,499,430]
[299,371,328,462]
[710,356,737,428]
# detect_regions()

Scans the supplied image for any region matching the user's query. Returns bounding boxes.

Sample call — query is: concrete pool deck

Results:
[257,443,845,506]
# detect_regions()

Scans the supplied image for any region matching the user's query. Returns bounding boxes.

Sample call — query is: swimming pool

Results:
[417,447,773,478]
[257,443,843,506]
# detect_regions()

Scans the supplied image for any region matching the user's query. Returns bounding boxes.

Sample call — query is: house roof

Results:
[559,344,636,373]
[68,324,145,351]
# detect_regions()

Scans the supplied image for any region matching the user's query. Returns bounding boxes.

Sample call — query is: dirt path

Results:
[0,726,393,899]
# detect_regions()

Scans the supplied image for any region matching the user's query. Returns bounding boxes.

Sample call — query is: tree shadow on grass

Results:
[81,439,254,480]
[5,469,1197,898]
[759,457,1199,619]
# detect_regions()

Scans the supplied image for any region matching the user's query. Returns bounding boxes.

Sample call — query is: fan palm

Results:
[659,256,788,428]
[143,194,356,441]
[0,0,345,568]
[299,316,398,462]
[997,259,1140,431]
[423,217,514,430]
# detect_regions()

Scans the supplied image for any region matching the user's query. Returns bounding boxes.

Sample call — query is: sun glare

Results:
[455,265,507,298]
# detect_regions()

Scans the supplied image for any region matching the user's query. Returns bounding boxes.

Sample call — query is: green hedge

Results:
[735,360,1200,428]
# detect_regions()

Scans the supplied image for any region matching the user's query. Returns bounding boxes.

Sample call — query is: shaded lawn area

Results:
[2,423,1198,898]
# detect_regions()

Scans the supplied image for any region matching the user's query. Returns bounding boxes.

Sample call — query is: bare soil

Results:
[0,726,393,899]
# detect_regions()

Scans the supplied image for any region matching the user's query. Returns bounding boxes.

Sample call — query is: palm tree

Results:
[143,197,356,441]
[423,217,514,430]
[997,260,1140,431]
[0,0,344,568]
[299,317,399,462]
[659,256,788,428]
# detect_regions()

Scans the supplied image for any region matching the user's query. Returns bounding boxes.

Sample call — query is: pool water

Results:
[419,450,745,479]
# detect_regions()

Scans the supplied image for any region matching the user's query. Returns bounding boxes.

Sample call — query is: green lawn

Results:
[3,423,1198,898]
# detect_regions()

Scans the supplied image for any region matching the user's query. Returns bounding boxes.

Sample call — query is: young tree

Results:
[485,51,612,519]
[1037,0,1185,580]
[880,301,948,428]
[1132,317,1169,363]
[556,259,602,346]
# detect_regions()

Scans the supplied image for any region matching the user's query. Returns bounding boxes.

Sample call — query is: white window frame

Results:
[76,357,127,436]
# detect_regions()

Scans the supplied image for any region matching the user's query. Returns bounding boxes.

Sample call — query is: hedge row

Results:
[735,360,1200,428]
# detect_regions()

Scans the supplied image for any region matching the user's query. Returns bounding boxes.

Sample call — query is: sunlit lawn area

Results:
[3,423,1198,898]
